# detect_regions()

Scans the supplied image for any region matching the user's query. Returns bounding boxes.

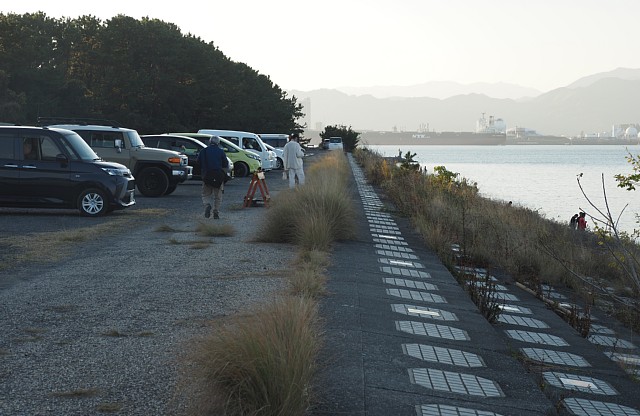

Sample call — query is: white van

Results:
[198,129,275,171]
[328,136,344,151]
[259,133,289,149]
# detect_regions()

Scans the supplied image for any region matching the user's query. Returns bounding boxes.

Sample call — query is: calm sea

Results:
[369,144,640,235]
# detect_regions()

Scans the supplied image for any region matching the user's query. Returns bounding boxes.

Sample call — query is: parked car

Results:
[259,134,289,149]
[170,132,261,178]
[0,125,135,216]
[140,134,233,180]
[40,118,192,197]
[198,129,276,171]
[328,136,344,151]
[264,143,284,170]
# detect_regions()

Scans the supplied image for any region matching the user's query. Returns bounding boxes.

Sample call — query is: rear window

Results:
[263,138,287,148]
[330,137,342,143]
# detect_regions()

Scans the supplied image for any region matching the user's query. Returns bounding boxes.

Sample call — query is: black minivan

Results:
[0,126,136,216]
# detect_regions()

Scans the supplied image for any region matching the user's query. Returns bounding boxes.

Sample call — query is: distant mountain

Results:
[337,81,541,100]
[567,67,640,88]
[290,71,640,136]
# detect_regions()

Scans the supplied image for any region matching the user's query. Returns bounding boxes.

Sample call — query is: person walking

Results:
[283,132,305,189]
[569,213,579,229]
[197,135,229,219]
[577,212,587,230]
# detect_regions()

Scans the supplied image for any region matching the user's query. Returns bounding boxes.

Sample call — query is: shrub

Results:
[183,296,321,416]
[256,151,356,250]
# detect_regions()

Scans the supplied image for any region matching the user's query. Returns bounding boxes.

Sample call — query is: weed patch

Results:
[196,222,236,237]
[189,241,210,249]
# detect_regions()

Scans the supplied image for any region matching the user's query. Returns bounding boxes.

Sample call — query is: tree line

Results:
[0,12,304,134]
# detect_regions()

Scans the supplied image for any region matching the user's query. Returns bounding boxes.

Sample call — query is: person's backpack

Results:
[203,169,228,188]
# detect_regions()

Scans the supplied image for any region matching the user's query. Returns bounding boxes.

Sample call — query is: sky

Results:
[4,0,640,93]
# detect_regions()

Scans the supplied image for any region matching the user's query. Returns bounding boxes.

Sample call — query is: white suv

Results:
[328,137,344,151]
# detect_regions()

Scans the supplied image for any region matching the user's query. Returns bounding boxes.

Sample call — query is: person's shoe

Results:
[213,211,220,219]
[204,204,211,218]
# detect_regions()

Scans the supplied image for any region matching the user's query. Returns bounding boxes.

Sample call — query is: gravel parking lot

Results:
[0,167,297,415]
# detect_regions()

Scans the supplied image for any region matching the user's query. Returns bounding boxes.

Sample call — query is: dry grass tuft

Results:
[181,296,321,416]
[196,222,236,237]
[189,241,211,250]
[256,152,356,250]
[288,260,328,299]
[294,249,330,270]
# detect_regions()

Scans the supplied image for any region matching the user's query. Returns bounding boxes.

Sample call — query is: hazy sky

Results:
[4,0,640,92]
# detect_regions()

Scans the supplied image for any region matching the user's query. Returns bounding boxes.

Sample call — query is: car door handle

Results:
[22,165,37,169]
[3,164,19,168]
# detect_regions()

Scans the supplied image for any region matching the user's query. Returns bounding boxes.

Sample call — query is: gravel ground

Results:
[0,166,300,415]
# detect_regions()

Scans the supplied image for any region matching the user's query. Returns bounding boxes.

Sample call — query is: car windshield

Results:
[59,131,101,161]
[127,130,145,147]
[219,138,241,153]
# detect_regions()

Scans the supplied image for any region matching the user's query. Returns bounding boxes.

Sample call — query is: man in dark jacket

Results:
[197,135,229,219]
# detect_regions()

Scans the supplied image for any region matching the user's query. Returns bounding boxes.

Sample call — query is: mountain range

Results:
[289,67,640,136]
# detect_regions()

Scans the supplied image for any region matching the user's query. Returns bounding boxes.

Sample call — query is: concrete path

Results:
[311,154,640,416]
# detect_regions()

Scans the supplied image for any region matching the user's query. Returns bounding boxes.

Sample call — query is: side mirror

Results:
[56,153,69,167]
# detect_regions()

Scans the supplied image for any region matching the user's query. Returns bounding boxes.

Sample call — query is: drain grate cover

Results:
[403,344,484,367]
[562,398,640,416]
[396,321,469,341]
[409,368,504,397]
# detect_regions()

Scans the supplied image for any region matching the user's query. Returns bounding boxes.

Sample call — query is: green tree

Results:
[0,12,303,133]
[399,151,420,171]
[615,152,640,191]
[320,124,360,152]
[0,70,26,122]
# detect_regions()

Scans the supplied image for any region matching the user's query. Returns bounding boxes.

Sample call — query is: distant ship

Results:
[507,126,640,145]
[360,114,507,146]
[506,127,570,145]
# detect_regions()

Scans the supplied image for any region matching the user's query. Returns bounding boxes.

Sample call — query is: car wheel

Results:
[276,157,284,170]
[234,162,249,177]
[164,184,177,195]
[137,167,169,197]
[77,188,108,217]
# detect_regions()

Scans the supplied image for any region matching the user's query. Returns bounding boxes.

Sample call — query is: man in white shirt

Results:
[283,133,305,189]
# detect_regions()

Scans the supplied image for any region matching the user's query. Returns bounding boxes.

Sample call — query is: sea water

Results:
[368,144,640,235]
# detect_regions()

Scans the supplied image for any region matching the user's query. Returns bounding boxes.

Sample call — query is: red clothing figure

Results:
[577,212,587,230]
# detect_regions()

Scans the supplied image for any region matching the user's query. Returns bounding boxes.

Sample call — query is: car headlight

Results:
[248,153,261,161]
[102,167,130,176]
